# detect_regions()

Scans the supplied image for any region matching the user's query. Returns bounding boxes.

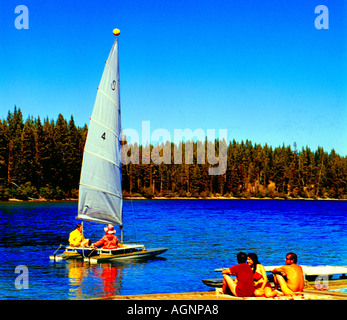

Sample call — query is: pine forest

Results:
[0,107,346,201]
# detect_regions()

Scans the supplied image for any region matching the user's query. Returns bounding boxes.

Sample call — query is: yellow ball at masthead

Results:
[113,28,121,36]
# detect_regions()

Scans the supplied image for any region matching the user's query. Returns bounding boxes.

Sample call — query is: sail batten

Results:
[79,183,122,199]
[83,149,121,168]
[98,87,118,106]
[78,37,122,226]
[90,117,119,139]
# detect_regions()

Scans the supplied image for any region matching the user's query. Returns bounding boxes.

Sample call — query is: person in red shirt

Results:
[221,252,254,297]
[92,224,122,250]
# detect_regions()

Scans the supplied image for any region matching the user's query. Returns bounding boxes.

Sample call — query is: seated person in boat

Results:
[220,252,254,297]
[247,253,281,298]
[68,223,90,247]
[91,224,122,250]
[272,252,304,295]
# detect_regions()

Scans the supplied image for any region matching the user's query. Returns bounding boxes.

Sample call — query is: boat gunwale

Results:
[65,244,146,255]
[88,247,168,263]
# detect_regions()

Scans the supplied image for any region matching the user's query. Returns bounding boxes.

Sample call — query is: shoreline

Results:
[126,196,347,201]
[3,196,347,203]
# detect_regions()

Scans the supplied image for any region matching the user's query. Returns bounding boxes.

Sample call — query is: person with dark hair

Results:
[287,252,298,263]
[272,252,304,295]
[247,253,280,298]
[219,252,254,297]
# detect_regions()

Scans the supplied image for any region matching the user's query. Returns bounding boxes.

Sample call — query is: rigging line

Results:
[81,221,86,258]
[130,198,139,244]
[79,182,122,200]
[84,149,121,169]
[90,117,120,140]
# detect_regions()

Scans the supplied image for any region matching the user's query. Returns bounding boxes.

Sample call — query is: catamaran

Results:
[50,29,167,263]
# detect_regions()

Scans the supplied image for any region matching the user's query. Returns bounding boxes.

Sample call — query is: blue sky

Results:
[1,0,346,155]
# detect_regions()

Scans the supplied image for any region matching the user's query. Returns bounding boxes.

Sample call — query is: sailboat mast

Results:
[114,28,123,244]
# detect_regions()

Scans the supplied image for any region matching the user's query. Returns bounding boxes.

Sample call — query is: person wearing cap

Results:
[68,223,90,247]
[91,224,122,249]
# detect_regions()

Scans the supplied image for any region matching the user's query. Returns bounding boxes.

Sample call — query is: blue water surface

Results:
[0,199,346,299]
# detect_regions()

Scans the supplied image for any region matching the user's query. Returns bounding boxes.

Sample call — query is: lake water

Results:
[0,199,346,300]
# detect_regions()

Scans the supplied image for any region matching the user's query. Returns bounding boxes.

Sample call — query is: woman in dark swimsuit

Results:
[247,253,281,298]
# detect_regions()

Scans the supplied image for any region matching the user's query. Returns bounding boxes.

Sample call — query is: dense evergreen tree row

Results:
[122,140,347,200]
[0,107,87,200]
[0,107,346,200]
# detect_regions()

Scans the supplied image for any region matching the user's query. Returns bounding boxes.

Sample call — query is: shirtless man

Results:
[272,252,304,295]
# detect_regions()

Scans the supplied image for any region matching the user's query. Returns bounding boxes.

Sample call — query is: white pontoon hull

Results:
[50,244,167,263]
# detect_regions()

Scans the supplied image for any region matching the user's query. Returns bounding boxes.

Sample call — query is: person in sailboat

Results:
[91,224,122,250]
[68,223,91,248]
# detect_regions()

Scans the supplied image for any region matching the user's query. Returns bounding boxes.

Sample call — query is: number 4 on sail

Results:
[50,29,167,263]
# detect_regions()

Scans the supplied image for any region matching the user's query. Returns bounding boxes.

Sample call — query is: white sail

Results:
[78,37,122,226]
